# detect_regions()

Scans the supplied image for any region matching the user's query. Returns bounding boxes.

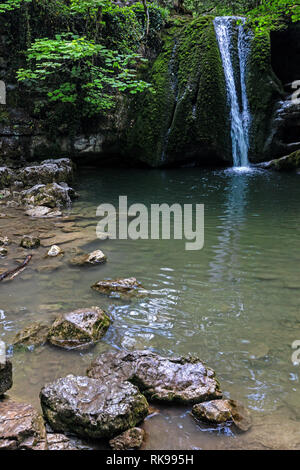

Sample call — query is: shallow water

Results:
[1,165,300,449]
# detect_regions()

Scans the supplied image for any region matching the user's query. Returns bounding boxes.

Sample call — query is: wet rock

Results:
[25,206,62,218]
[109,427,145,450]
[0,247,7,257]
[265,149,300,171]
[91,277,144,297]
[47,245,64,257]
[0,236,11,246]
[87,350,222,405]
[0,360,12,395]
[0,398,47,450]
[40,375,149,439]
[70,249,107,266]
[46,433,78,450]
[192,399,252,432]
[21,183,75,209]
[20,235,40,249]
[48,307,111,350]
[12,322,50,349]
[0,167,14,189]
[17,159,73,187]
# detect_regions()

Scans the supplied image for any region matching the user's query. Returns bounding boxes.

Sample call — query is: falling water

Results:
[214,17,252,168]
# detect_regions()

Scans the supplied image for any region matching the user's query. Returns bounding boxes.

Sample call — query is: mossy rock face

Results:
[125,16,230,167]
[246,29,283,162]
[40,375,149,439]
[265,150,300,171]
[48,307,111,350]
[192,399,252,432]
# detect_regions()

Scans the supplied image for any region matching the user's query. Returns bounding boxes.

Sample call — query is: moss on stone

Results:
[125,16,230,167]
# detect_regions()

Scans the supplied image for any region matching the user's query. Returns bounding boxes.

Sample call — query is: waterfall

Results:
[214,17,252,168]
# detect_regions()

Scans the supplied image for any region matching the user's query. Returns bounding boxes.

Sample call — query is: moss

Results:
[125,16,230,167]
[246,29,283,161]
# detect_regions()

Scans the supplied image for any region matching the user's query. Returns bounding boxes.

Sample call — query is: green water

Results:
[1,166,300,449]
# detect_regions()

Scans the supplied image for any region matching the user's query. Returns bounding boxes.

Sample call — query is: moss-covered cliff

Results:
[125,15,231,167]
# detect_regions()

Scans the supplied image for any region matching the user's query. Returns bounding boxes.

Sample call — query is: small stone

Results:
[20,235,40,249]
[0,398,47,450]
[91,277,144,297]
[192,399,252,432]
[0,236,11,246]
[0,247,7,257]
[48,307,111,350]
[70,249,107,266]
[47,245,63,257]
[12,322,50,349]
[0,360,12,395]
[109,427,145,450]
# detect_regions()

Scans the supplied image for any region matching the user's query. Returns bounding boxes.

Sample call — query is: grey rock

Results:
[48,307,111,350]
[0,398,47,450]
[70,249,107,266]
[21,183,75,208]
[46,433,79,450]
[12,322,50,349]
[91,277,144,297]
[192,399,252,432]
[20,235,40,249]
[40,375,149,439]
[25,206,62,218]
[87,350,222,404]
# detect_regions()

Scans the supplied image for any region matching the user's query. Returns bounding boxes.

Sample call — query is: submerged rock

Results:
[40,375,149,439]
[109,427,145,450]
[192,399,252,432]
[0,398,47,450]
[20,235,40,249]
[70,249,107,266]
[0,236,11,246]
[12,322,50,349]
[25,206,62,218]
[47,245,64,257]
[91,277,144,297]
[87,350,222,404]
[265,150,300,171]
[48,307,111,350]
[0,360,12,395]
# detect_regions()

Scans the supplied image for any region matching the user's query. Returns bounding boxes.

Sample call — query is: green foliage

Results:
[17,33,153,116]
[247,1,300,33]
[0,0,31,13]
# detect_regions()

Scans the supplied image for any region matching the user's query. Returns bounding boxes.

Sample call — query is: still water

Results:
[1,166,300,449]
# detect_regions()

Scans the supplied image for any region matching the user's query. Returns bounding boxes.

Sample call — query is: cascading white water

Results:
[214,17,252,168]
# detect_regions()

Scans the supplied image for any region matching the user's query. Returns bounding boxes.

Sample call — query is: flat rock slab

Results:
[109,427,145,450]
[46,433,79,450]
[192,399,252,432]
[91,277,145,298]
[0,398,47,450]
[40,375,149,439]
[87,350,222,405]
[0,360,12,395]
[48,307,111,350]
